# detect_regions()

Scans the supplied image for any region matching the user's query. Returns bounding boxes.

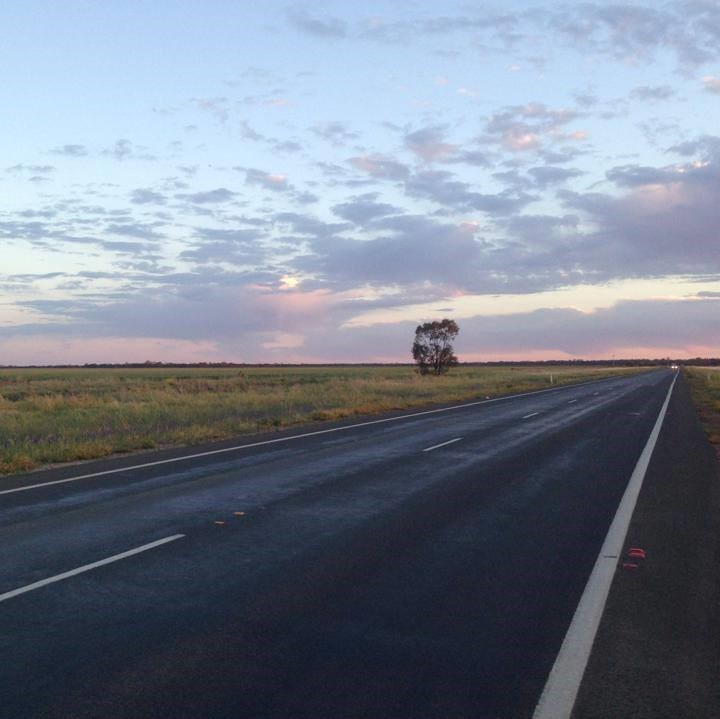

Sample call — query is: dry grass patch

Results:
[684,367,720,458]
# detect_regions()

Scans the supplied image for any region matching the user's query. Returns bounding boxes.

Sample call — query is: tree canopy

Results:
[412,319,459,375]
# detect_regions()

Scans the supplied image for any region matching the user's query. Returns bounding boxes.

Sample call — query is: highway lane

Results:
[0,369,674,718]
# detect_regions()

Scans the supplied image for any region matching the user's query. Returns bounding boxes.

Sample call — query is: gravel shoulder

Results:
[572,373,720,718]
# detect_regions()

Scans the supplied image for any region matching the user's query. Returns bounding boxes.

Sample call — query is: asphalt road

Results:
[0,370,676,718]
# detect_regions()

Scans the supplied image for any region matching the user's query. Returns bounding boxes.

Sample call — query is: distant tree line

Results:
[1,357,718,370]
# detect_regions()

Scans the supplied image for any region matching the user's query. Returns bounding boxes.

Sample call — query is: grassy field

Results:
[684,367,720,459]
[0,364,645,475]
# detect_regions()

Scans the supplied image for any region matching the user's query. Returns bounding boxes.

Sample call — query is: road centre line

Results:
[533,371,678,719]
[0,534,185,604]
[522,412,540,419]
[422,437,463,452]
[0,373,655,498]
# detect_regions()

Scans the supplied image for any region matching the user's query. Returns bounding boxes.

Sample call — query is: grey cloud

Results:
[103,139,157,161]
[527,166,584,188]
[287,9,347,38]
[288,4,720,74]
[106,223,165,240]
[556,180,720,279]
[669,134,720,159]
[51,144,88,157]
[404,126,455,162]
[176,188,237,204]
[295,215,485,291]
[348,154,410,181]
[274,212,350,239]
[702,75,720,93]
[445,150,492,168]
[244,168,290,192]
[130,188,167,205]
[483,103,578,152]
[6,164,55,179]
[0,220,51,241]
[502,213,580,247]
[404,126,491,167]
[630,85,676,101]
[459,298,720,356]
[546,2,720,69]
[192,97,231,123]
[18,209,57,219]
[106,139,132,160]
[180,228,266,266]
[331,194,403,225]
[405,170,536,215]
[273,140,303,153]
[293,191,319,205]
[310,122,359,146]
[538,146,588,164]
[549,5,671,58]
[605,164,677,187]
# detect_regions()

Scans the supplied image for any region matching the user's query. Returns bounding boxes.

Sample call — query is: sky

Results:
[2,0,720,364]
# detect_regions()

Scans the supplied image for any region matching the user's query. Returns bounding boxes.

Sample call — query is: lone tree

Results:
[412,318,459,375]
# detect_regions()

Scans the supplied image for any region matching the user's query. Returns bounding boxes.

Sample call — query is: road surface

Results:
[0,370,676,718]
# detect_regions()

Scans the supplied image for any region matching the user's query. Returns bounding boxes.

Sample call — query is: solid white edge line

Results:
[532,371,678,719]
[422,437,463,452]
[0,534,185,603]
[0,372,657,497]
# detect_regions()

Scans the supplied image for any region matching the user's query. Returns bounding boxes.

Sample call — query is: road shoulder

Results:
[572,374,720,718]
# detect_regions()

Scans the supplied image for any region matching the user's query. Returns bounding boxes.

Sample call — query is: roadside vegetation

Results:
[684,367,720,459]
[0,364,645,475]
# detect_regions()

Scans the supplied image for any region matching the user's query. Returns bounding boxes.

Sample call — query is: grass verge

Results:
[683,367,720,460]
[0,364,644,476]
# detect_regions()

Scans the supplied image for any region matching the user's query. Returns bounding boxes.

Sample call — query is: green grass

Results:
[0,364,644,475]
[684,367,720,459]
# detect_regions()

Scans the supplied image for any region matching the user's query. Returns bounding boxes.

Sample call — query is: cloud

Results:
[273,140,303,153]
[192,97,231,122]
[630,85,676,101]
[405,170,535,215]
[668,134,720,159]
[244,168,290,192]
[106,223,165,240]
[404,125,456,162]
[50,144,88,157]
[483,102,578,152]
[292,214,498,294]
[105,139,132,160]
[458,298,720,357]
[348,154,410,181]
[6,164,55,182]
[130,188,167,205]
[176,188,237,204]
[180,227,267,266]
[286,9,347,38]
[273,211,350,239]
[102,139,156,161]
[702,75,720,93]
[556,165,720,280]
[310,121,359,145]
[527,166,584,188]
[331,194,403,225]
